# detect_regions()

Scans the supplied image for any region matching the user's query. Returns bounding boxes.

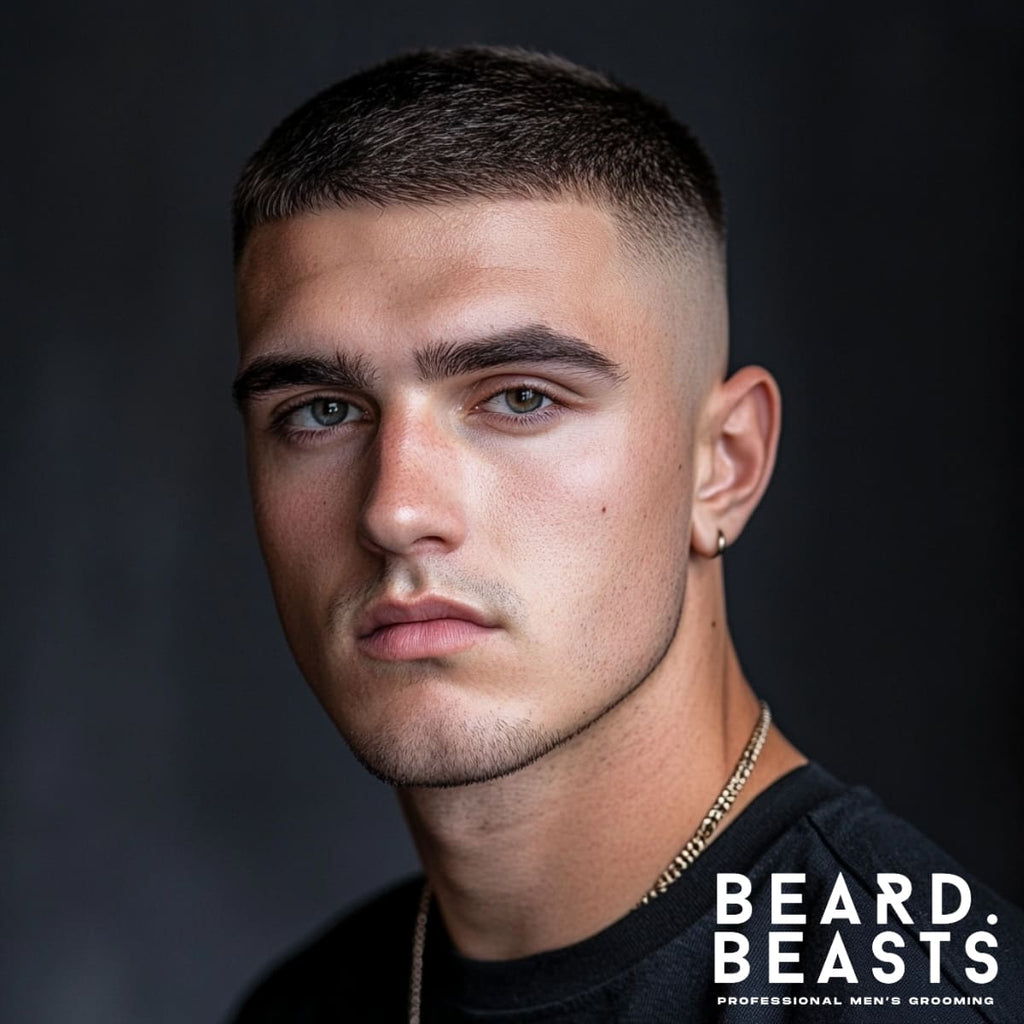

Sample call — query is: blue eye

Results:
[283,398,362,431]
[309,399,350,426]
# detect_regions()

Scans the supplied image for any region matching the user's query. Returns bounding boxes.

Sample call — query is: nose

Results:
[357,407,468,557]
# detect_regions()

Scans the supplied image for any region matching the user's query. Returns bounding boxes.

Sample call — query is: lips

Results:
[356,597,498,661]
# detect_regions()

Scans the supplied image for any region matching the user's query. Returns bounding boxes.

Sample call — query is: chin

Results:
[340,700,563,789]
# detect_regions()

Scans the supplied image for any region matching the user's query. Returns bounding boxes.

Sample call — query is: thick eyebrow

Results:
[232,352,377,409]
[415,325,626,384]
[232,324,625,410]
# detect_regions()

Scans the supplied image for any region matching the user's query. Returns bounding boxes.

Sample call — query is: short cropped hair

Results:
[232,46,724,264]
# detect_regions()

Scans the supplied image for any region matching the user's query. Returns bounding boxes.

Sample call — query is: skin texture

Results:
[235,198,805,958]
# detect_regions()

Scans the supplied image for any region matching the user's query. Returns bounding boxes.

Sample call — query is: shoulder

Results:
[228,875,423,1023]
[719,765,1024,1019]
[775,767,1021,923]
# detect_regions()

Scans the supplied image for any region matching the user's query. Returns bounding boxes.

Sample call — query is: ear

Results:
[691,365,782,557]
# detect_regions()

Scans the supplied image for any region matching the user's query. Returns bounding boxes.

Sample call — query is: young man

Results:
[229,47,1022,1022]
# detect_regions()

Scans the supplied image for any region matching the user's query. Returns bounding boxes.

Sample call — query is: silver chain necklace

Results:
[408,701,772,1023]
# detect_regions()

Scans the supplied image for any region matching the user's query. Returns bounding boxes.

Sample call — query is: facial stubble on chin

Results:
[336,573,690,790]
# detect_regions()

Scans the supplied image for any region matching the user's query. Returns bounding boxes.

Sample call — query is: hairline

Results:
[235,189,725,283]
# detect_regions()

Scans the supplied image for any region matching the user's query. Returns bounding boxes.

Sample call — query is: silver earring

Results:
[713,528,726,558]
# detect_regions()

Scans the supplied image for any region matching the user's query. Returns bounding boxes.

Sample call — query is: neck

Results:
[396,562,805,960]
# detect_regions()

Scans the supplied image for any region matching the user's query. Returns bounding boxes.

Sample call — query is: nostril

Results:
[357,459,468,558]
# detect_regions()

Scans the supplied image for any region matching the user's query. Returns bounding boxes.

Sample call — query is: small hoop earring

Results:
[713,528,727,558]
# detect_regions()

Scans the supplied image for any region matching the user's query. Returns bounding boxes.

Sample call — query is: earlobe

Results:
[711,528,727,558]
[691,366,782,557]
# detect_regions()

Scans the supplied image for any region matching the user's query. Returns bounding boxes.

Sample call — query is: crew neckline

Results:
[425,762,848,1013]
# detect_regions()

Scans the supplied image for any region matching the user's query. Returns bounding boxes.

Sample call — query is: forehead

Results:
[235,199,672,360]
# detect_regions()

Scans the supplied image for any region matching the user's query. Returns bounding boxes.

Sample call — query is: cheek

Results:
[250,454,362,604]
[485,410,692,639]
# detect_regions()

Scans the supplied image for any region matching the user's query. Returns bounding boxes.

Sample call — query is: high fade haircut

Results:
[232,46,724,266]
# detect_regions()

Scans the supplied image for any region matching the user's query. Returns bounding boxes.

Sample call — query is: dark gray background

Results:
[3,2,1021,1021]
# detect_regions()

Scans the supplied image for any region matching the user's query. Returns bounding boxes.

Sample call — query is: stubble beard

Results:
[335,576,689,790]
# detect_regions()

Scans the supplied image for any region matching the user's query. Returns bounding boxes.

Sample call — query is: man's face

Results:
[235,199,715,786]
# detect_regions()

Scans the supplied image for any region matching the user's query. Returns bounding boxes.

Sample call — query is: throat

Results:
[396,652,800,961]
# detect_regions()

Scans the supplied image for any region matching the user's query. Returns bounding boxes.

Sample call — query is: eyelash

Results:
[477,385,561,428]
[269,394,366,443]
[269,382,565,445]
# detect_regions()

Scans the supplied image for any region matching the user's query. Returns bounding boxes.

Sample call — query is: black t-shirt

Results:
[230,764,1024,1022]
